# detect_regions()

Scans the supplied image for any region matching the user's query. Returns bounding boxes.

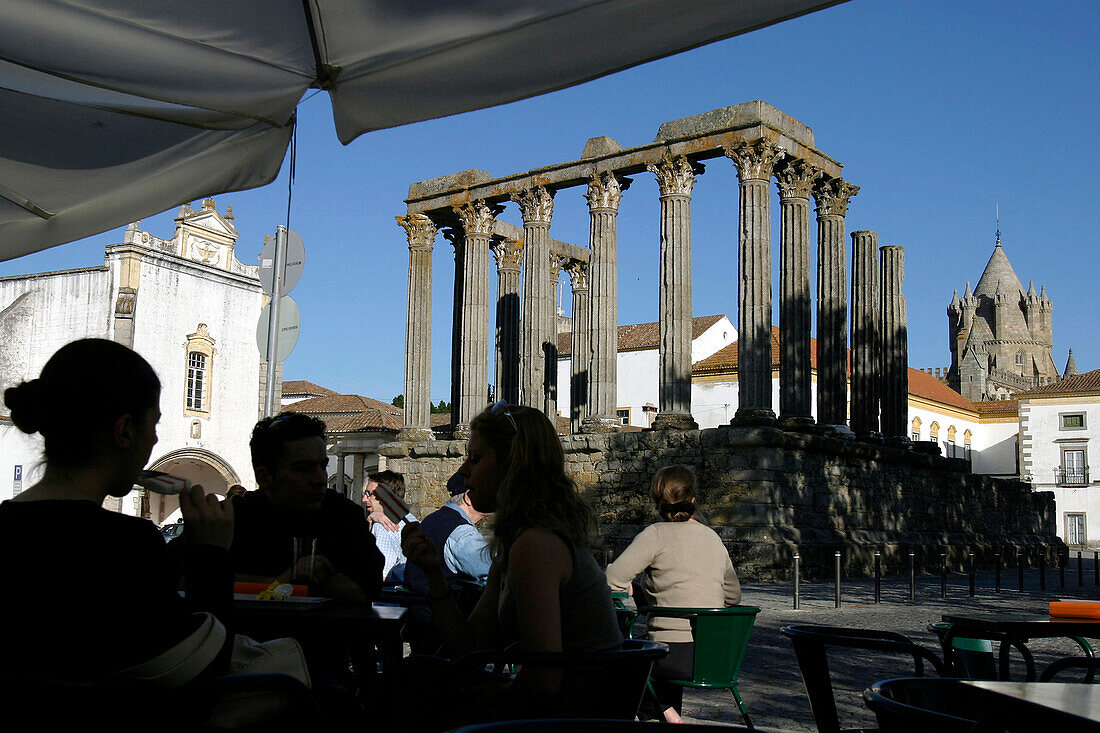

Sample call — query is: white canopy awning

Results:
[0,0,847,261]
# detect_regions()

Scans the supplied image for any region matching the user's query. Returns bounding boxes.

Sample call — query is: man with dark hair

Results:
[362,470,408,582]
[172,412,383,603]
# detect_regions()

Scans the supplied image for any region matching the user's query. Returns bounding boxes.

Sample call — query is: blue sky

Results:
[3,0,1098,404]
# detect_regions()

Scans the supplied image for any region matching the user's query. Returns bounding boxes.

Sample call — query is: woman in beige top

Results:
[606,465,741,723]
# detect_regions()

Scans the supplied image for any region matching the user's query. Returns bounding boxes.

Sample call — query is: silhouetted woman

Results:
[0,338,234,682]
[402,401,622,726]
[606,465,741,723]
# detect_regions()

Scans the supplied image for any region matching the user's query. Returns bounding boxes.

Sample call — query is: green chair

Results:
[635,605,761,728]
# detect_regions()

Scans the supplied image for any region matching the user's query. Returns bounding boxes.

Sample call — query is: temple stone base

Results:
[730,408,778,427]
[396,427,435,443]
[581,416,623,434]
[383,425,1059,581]
[650,412,699,431]
[778,416,817,432]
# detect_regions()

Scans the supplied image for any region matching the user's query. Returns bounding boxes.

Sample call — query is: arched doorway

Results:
[145,448,241,525]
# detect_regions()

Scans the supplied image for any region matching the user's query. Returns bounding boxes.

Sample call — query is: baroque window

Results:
[184,324,215,418]
[187,352,206,410]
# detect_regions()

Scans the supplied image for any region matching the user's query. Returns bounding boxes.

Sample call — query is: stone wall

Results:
[381,425,1059,581]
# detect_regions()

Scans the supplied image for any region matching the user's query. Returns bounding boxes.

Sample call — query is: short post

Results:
[834,551,842,609]
[1018,553,1025,592]
[941,552,948,598]
[874,551,882,604]
[1079,551,1084,586]
[968,552,975,597]
[909,552,916,602]
[793,553,801,610]
[1094,551,1098,586]
[1060,550,1066,588]
[995,552,1001,593]
[1039,552,1046,591]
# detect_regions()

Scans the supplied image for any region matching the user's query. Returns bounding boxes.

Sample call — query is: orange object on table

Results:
[234,581,309,597]
[1049,601,1100,619]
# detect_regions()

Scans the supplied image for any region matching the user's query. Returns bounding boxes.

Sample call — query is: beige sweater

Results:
[605,521,741,643]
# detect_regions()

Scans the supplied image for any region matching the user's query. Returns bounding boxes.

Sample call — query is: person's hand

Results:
[401,522,441,571]
[179,484,234,550]
[280,553,335,586]
[369,509,399,532]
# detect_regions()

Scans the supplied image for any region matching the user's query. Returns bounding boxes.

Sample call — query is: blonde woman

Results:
[606,465,741,723]
[402,401,622,726]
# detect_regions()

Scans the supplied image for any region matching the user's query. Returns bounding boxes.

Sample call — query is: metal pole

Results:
[909,552,915,602]
[994,552,1001,593]
[1039,552,1046,591]
[262,225,287,417]
[1094,551,1098,586]
[1018,553,1025,592]
[1079,551,1084,586]
[834,551,842,609]
[793,553,801,610]
[1060,550,1066,588]
[874,551,881,604]
[968,552,975,597]
[941,552,948,598]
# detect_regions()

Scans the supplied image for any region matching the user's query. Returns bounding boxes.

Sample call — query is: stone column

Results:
[396,214,436,441]
[880,244,909,444]
[445,226,463,431]
[850,229,881,438]
[726,140,785,425]
[582,172,624,433]
[774,158,817,429]
[548,252,565,420]
[566,260,590,434]
[648,156,699,430]
[335,452,347,496]
[812,177,859,431]
[352,453,365,504]
[512,186,555,418]
[492,238,522,404]
[453,200,495,437]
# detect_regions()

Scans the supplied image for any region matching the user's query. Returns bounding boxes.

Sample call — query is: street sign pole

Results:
[263,225,287,417]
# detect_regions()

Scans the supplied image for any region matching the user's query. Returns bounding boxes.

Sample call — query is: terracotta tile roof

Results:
[1017,369,1100,396]
[558,314,726,355]
[974,399,1019,415]
[281,380,337,397]
[690,327,974,411]
[287,393,403,433]
[290,393,399,415]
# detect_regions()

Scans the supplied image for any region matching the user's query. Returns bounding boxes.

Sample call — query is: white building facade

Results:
[0,200,265,523]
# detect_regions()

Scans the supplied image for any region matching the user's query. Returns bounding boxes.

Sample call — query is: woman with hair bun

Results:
[606,464,741,723]
[0,338,234,683]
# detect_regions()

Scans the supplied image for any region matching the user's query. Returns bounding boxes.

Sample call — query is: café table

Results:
[940,612,1100,680]
[962,680,1100,730]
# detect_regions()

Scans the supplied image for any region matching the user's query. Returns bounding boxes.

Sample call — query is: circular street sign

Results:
[258,229,305,296]
[256,295,301,362]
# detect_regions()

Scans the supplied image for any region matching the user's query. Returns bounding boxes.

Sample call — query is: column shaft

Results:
[493,240,522,404]
[397,214,436,441]
[583,172,623,433]
[648,158,698,430]
[880,244,909,441]
[850,229,881,437]
[513,186,555,418]
[336,453,347,496]
[448,229,463,430]
[568,261,590,434]
[775,160,816,426]
[453,202,494,437]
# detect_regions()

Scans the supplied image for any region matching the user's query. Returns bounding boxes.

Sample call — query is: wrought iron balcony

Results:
[1055,467,1090,486]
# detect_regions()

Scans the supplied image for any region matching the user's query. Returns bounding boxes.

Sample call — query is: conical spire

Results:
[1064,349,1080,378]
[950,289,960,309]
[973,240,1025,298]
[1027,280,1037,298]
[963,281,973,300]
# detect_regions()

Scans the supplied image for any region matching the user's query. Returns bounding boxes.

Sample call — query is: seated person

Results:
[401,403,622,727]
[170,412,383,603]
[362,470,409,582]
[0,339,234,684]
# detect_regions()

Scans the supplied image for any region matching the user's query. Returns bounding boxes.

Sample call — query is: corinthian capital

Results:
[647,156,695,197]
[724,140,786,182]
[396,213,437,250]
[512,186,554,225]
[584,172,623,211]
[491,238,523,271]
[812,178,860,217]
[773,159,819,200]
[453,200,495,239]
[565,259,589,291]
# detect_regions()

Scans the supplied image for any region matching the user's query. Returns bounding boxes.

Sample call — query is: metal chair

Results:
[1039,655,1100,682]
[929,621,1095,681]
[446,720,758,732]
[863,678,986,733]
[780,624,947,733]
[636,606,761,728]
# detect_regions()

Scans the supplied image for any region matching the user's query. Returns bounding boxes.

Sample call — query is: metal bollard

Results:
[793,553,801,610]
[1079,551,1084,586]
[1018,553,1025,592]
[1095,551,1098,586]
[1040,552,1046,591]
[1060,551,1066,588]
[909,552,916,602]
[995,552,1001,593]
[874,551,882,604]
[968,552,975,597]
[941,552,948,598]
[834,551,842,609]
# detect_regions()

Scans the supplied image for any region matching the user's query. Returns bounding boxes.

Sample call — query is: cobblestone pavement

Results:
[674,566,1100,730]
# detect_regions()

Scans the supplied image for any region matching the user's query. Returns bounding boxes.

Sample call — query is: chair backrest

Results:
[863,678,981,733]
[638,606,761,687]
[780,624,947,733]
[447,719,756,732]
[927,622,997,680]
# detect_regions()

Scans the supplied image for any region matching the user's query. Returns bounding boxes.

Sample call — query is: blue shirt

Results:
[440,501,491,582]
[371,520,406,581]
